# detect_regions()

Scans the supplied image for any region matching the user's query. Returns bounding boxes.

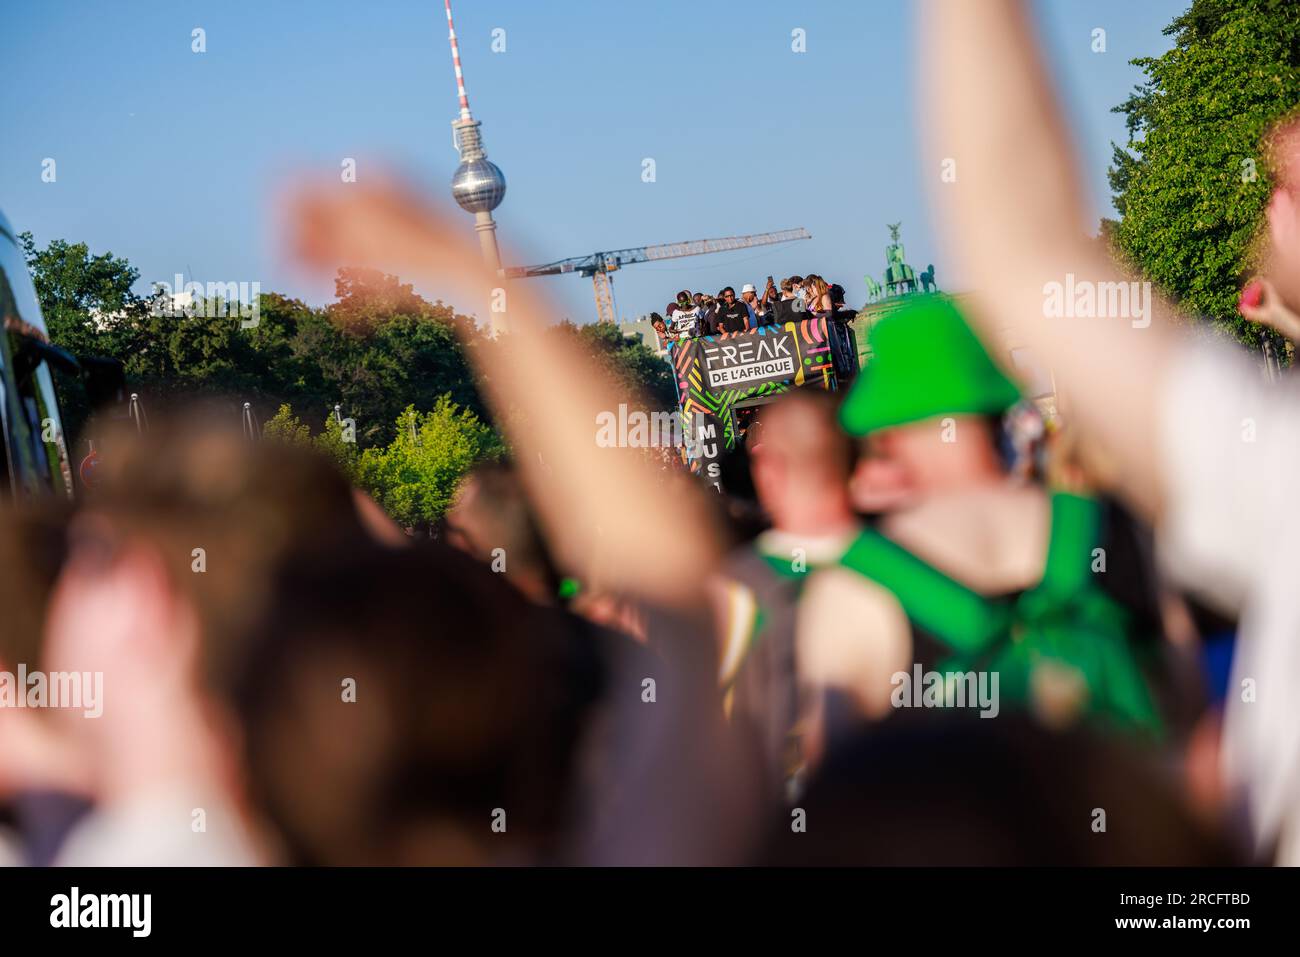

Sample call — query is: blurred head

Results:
[850,416,1004,512]
[234,541,602,865]
[26,408,372,841]
[445,461,559,605]
[676,290,692,307]
[650,313,666,333]
[67,409,371,693]
[765,714,1236,865]
[840,299,1018,511]
[749,391,857,535]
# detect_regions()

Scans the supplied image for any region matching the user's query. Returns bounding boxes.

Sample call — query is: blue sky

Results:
[1,0,1186,326]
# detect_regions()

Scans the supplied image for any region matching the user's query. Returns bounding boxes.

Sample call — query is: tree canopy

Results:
[1108,0,1300,343]
[19,234,676,529]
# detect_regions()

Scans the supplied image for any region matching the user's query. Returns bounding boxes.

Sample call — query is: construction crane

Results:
[502,228,812,324]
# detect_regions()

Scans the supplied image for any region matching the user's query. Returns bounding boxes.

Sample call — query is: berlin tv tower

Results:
[443,0,506,276]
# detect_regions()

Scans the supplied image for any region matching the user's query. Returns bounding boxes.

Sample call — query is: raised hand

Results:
[281,175,723,607]
[1240,278,1300,343]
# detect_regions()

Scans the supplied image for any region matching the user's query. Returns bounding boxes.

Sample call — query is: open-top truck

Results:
[669,313,859,489]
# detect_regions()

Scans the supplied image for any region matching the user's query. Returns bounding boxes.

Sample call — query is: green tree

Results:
[480,319,676,418]
[330,267,436,331]
[1108,0,1300,343]
[356,398,504,531]
[19,238,493,448]
[263,402,360,482]
[17,233,147,355]
[310,267,486,444]
[19,234,666,462]
[126,303,252,397]
[261,403,313,446]
[242,292,329,413]
[314,411,360,481]
[564,320,676,411]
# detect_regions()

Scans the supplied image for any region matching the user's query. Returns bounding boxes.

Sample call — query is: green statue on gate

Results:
[883,222,917,297]
[865,223,925,301]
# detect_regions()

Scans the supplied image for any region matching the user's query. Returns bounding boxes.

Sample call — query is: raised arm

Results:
[922,0,1178,516]
[284,178,721,608]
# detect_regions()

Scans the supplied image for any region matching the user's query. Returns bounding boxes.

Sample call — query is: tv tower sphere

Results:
[443,0,505,282]
[451,157,506,213]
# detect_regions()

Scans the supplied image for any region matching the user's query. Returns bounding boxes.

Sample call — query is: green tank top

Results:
[832,492,1161,735]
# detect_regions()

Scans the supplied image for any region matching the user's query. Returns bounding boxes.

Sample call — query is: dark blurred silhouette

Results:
[765,714,1240,866]
[233,541,604,865]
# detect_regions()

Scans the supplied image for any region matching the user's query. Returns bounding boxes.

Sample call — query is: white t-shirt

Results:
[668,306,703,338]
[1160,341,1300,862]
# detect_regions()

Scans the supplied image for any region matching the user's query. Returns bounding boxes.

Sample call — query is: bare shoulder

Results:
[880,485,1050,594]
[796,567,911,718]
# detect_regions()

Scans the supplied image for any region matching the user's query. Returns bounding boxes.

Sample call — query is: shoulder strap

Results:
[1016,492,1163,733]
[759,551,810,581]
[1033,491,1102,600]
[837,529,1009,657]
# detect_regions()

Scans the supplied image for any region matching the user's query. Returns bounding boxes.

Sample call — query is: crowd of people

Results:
[650,274,858,346]
[1,0,1298,869]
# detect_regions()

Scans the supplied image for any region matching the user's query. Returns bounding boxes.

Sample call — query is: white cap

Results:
[741,283,756,294]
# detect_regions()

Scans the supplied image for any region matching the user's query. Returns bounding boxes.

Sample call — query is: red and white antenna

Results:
[445,0,472,122]
[443,0,507,289]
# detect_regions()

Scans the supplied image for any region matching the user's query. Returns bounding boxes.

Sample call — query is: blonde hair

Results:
[805,275,831,307]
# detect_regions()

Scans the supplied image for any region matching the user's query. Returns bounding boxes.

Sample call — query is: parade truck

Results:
[0,208,125,502]
[669,313,859,489]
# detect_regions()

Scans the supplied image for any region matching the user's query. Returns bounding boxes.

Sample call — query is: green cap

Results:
[839,297,1020,436]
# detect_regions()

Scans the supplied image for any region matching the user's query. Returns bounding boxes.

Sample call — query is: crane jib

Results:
[500,227,810,324]
[504,228,811,278]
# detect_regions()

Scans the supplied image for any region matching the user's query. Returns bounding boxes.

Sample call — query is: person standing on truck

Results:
[712,287,751,338]
[741,283,774,328]
[697,293,720,333]
[666,290,703,338]
[770,276,804,326]
[803,275,834,316]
